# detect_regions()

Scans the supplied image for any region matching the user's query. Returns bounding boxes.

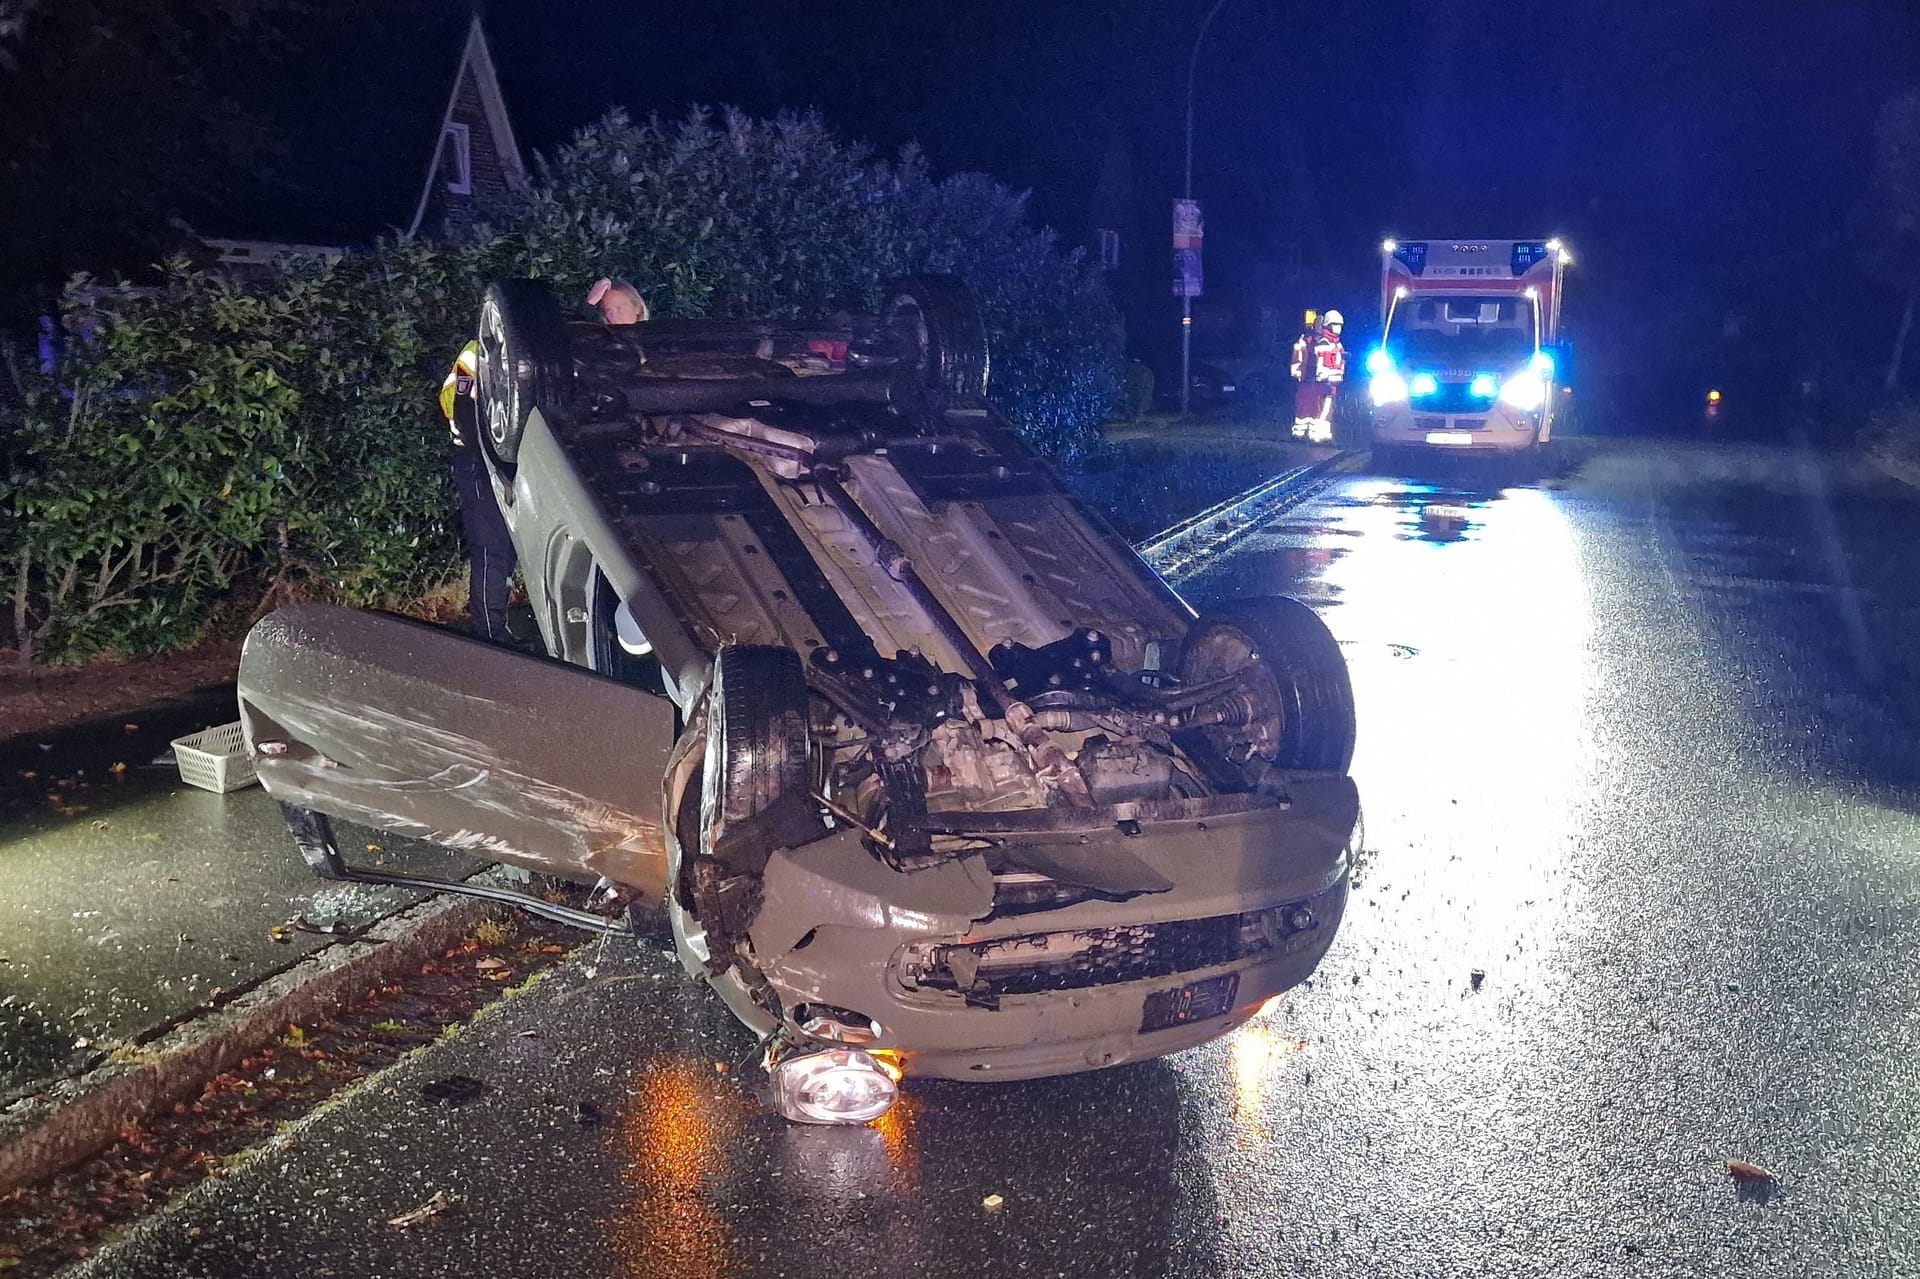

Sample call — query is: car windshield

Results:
[1390,294,1537,368]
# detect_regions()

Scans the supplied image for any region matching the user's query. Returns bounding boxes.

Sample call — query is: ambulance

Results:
[1366,239,1570,456]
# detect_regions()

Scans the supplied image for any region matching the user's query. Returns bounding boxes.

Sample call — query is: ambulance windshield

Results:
[1392,294,1537,366]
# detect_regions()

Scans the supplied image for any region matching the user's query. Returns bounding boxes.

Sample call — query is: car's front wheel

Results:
[1178,596,1356,778]
[700,644,823,870]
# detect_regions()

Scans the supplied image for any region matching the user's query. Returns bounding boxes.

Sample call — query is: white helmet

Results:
[1322,309,1345,328]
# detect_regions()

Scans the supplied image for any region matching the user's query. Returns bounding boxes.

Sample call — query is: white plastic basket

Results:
[170,721,259,793]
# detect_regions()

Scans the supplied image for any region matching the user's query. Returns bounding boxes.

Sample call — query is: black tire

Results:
[883,274,990,399]
[1179,596,1355,775]
[700,645,821,868]
[475,279,572,468]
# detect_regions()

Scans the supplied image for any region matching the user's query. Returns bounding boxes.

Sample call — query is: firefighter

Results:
[1289,311,1319,437]
[438,340,518,644]
[1291,309,1346,443]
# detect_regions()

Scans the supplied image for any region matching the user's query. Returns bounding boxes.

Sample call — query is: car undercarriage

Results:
[237,275,1361,1122]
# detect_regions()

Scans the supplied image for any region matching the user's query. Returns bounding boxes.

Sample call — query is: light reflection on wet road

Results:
[72,441,1920,1278]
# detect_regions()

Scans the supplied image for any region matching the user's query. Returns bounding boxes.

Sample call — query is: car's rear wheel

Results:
[701,644,822,870]
[475,279,572,469]
[1178,596,1356,777]
[883,274,990,399]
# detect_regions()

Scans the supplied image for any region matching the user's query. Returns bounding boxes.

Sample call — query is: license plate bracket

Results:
[1140,972,1240,1033]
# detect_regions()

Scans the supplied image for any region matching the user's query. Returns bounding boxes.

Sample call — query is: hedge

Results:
[0,108,1123,664]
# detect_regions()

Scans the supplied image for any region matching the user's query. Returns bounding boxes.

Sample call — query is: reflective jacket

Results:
[438,339,480,448]
[1309,329,1346,384]
[1289,330,1313,381]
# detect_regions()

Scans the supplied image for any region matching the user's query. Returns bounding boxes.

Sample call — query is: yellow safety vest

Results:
[439,339,480,447]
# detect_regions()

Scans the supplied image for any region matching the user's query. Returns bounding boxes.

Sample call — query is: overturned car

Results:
[238,276,1360,1123]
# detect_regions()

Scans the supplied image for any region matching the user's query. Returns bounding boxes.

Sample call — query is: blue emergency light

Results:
[1510,242,1550,274]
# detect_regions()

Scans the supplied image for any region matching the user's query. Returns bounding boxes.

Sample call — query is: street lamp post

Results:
[1180,0,1231,418]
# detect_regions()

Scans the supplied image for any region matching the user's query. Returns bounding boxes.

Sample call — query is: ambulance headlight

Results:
[1369,370,1409,406]
[1469,373,1499,398]
[1365,347,1393,375]
[1499,370,1547,411]
[1409,372,1439,397]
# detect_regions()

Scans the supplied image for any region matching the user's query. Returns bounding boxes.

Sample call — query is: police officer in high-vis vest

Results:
[439,340,517,642]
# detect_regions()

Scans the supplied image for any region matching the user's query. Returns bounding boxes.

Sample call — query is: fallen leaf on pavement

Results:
[110,762,128,775]
[1727,1159,1775,1182]
[268,926,292,944]
[124,723,140,733]
[388,1190,461,1228]
[474,957,508,973]
[417,1075,488,1107]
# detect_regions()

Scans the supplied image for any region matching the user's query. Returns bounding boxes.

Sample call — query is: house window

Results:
[1097,227,1121,271]
[441,122,472,195]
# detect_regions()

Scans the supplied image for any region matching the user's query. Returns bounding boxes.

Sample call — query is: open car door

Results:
[237,606,678,929]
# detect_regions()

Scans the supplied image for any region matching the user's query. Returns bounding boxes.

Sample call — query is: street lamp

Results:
[1180,0,1231,417]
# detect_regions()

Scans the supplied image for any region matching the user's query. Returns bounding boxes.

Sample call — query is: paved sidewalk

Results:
[0,689,474,1103]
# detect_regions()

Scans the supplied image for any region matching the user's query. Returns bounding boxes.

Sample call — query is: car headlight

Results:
[1499,370,1547,411]
[1469,373,1499,398]
[768,1048,899,1124]
[1409,372,1439,397]
[1370,370,1409,406]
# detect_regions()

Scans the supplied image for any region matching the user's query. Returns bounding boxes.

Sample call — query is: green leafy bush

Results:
[2,253,473,663]
[0,108,1123,664]
[506,110,1121,460]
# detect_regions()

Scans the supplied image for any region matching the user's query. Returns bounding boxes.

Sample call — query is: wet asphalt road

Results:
[0,690,475,1101]
[67,439,1920,1277]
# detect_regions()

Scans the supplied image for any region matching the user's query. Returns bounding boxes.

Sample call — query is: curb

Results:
[1136,449,1360,578]
[0,891,489,1196]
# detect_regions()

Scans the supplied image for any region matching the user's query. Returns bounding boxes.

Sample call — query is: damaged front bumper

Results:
[703,776,1358,1082]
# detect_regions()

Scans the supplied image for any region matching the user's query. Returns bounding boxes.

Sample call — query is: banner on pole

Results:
[1172,199,1203,298]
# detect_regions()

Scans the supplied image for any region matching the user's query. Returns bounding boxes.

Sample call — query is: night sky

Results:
[481,0,1920,411]
[8,0,1919,413]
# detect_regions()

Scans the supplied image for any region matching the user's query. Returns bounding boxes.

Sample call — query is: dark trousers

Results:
[450,449,516,641]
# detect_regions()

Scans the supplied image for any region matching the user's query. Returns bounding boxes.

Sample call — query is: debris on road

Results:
[417,1075,488,1107]
[1470,969,1486,990]
[1726,1159,1776,1183]
[982,1193,1005,1211]
[387,1190,461,1229]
